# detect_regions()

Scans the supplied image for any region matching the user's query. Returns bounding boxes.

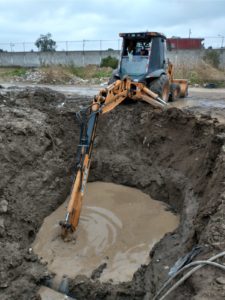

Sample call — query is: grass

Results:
[0,65,112,84]
[67,66,86,78]
[38,65,112,84]
[173,61,225,87]
[0,62,224,87]
[68,65,112,79]
[94,69,113,79]
[0,67,27,78]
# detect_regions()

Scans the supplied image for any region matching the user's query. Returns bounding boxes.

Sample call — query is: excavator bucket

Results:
[60,169,82,238]
[172,79,188,98]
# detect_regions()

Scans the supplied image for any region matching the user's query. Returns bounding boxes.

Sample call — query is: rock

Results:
[38,286,75,300]
[0,200,8,213]
[204,83,217,89]
[59,275,69,294]
[0,217,5,237]
[164,265,169,270]
[0,282,8,289]
[216,276,225,285]
[91,263,107,280]
[55,138,62,146]
[0,217,4,228]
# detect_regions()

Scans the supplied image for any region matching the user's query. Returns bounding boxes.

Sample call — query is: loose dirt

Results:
[33,182,178,286]
[0,85,225,300]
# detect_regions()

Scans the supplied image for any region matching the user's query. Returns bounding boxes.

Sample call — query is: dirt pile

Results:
[0,87,225,299]
[2,66,111,85]
[174,61,225,87]
[0,87,89,300]
[11,68,88,85]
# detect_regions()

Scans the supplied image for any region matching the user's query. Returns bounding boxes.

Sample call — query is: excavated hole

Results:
[33,181,179,289]
[67,103,225,299]
[1,88,225,300]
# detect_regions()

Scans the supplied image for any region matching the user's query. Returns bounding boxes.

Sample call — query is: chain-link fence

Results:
[0,39,122,52]
[0,36,224,53]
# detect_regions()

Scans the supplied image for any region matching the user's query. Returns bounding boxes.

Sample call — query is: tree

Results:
[35,33,56,52]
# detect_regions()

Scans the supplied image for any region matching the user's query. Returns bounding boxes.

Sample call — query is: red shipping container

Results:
[167,38,204,50]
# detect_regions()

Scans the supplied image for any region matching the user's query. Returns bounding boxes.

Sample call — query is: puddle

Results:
[172,99,225,109]
[33,182,179,284]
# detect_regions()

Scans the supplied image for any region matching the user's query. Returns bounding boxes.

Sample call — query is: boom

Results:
[60,78,167,238]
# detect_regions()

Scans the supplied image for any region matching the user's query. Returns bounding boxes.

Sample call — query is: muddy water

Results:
[33,182,179,284]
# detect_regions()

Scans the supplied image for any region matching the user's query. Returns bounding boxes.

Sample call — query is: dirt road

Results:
[172,87,225,122]
[2,82,225,110]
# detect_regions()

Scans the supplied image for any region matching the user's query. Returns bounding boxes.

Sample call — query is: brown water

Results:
[33,182,179,284]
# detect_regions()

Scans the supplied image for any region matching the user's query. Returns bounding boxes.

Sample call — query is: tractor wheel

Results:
[169,83,181,102]
[149,75,170,102]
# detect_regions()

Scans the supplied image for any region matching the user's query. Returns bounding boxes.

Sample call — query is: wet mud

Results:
[33,182,178,285]
[0,86,225,299]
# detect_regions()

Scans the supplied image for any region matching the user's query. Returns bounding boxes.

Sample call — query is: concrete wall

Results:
[167,49,225,69]
[0,50,120,67]
[0,49,225,69]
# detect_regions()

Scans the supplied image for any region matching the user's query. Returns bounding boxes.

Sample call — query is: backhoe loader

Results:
[59,31,188,238]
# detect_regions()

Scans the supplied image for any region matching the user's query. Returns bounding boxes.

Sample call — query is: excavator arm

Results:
[60,78,167,239]
[60,106,99,237]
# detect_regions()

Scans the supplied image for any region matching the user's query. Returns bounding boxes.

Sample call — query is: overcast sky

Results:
[0,0,225,50]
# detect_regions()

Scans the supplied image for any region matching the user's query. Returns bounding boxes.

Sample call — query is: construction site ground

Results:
[0,83,225,300]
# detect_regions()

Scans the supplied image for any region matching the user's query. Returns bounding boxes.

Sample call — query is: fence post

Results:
[22,42,26,66]
[82,40,85,66]
[99,40,102,66]
[10,43,14,52]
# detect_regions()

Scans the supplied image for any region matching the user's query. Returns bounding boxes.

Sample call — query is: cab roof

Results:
[119,32,166,39]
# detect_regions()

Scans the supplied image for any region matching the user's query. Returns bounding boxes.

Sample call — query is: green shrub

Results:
[203,50,220,69]
[12,68,27,76]
[95,69,113,78]
[68,65,86,78]
[189,70,200,84]
[100,56,118,69]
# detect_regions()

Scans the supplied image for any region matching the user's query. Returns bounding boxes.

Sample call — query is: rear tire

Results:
[148,75,170,102]
[169,83,181,102]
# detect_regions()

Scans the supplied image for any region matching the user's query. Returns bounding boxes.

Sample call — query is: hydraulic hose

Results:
[154,250,225,300]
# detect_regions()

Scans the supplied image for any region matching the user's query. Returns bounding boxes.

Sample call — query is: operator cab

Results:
[113,32,167,82]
